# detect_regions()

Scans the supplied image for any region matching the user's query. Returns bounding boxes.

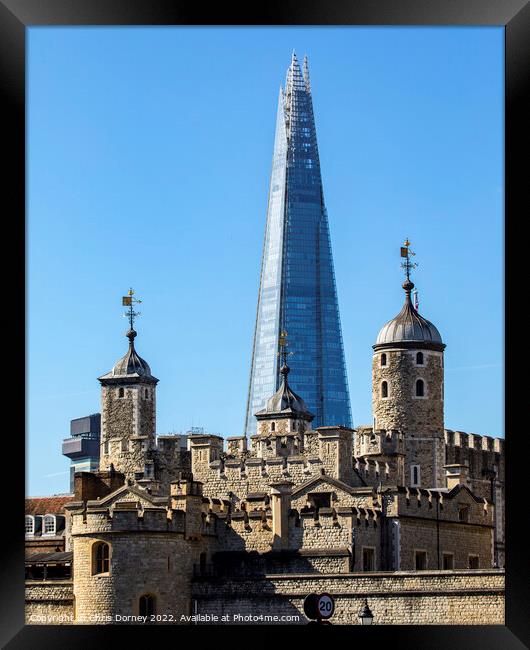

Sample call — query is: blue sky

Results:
[27,27,503,496]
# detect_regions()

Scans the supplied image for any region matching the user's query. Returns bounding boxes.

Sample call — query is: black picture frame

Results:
[1,1,527,647]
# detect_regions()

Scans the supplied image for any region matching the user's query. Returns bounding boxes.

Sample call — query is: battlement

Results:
[354,428,405,458]
[386,486,493,525]
[67,501,186,535]
[444,429,504,454]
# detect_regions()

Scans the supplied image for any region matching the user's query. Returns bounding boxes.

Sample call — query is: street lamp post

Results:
[358,598,374,625]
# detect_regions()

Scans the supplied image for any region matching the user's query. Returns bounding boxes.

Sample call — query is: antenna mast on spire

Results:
[122,287,142,330]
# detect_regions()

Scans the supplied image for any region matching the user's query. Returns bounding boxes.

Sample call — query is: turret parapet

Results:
[69,499,186,535]
[354,427,405,458]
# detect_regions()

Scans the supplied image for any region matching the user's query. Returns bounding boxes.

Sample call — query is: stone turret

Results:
[372,242,446,488]
[253,361,314,459]
[98,317,159,484]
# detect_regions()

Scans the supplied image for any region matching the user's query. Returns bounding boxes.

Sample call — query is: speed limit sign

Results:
[317,593,335,620]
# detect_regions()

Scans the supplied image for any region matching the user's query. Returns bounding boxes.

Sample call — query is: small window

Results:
[442,553,454,570]
[381,381,388,398]
[43,515,55,536]
[410,465,421,487]
[415,550,427,570]
[139,594,156,617]
[291,420,297,432]
[93,541,110,575]
[416,352,424,365]
[309,492,331,510]
[25,516,34,535]
[468,555,479,569]
[270,422,275,432]
[458,505,469,523]
[144,388,149,399]
[362,547,375,572]
[415,379,424,397]
[381,353,387,367]
[118,387,125,398]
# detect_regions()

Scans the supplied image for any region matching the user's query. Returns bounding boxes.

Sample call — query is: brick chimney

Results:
[269,481,293,550]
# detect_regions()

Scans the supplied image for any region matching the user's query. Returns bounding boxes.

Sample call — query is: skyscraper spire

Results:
[245,55,352,435]
[303,54,311,92]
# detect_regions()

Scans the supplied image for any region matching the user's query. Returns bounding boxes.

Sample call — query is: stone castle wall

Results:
[192,570,505,625]
[25,581,74,625]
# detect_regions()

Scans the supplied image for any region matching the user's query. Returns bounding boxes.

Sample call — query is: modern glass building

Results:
[244,53,352,436]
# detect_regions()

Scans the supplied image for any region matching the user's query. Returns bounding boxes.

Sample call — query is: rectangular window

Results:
[415,550,427,570]
[25,517,34,534]
[362,547,375,572]
[442,553,454,570]
[410,465,421,487]
[458,505,470,522]
[309,492,331,509]
[468,555,479,569]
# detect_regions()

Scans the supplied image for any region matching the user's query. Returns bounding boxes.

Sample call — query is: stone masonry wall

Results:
[192,570,504,625]
[25,581,74,625]
[372,348,445,487]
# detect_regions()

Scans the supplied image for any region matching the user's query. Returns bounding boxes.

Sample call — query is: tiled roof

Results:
[25,495,75,516]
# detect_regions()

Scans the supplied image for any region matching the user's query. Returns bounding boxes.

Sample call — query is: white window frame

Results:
[43,515,56,536]
[25,515,34,536]
[410,464,421,487]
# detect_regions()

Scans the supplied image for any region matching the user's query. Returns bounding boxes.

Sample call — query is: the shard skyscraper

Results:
[244,53,352,435]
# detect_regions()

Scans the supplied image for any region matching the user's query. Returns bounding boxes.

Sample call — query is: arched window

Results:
[43,515,56,535]
[139,594,156,617]
[416,352,424,365]
[381,353,387,367]
[144,388,149,399]
[381,381,388,398]
[415,379,424,397]
[25,516,34,535]
[270,422,275,432]
[93,541,110,575]
[118,387,125,398]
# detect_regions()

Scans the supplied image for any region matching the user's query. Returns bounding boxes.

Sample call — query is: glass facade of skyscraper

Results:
[244,53,352,435]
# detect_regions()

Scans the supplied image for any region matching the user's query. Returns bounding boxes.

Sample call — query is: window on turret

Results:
[381,353,387,367]
[118,387,125,398]
[381,381,388,398]
[416,352,424,365]
[139,594,156,617]
[144,388,149,399]
[93,541,110,575]
[270,422,275,432]
[415,379,424,397]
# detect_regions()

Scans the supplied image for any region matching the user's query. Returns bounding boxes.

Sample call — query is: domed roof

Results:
[375,281,444,351]
[99,329,158,383]
[255,364,314,421]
